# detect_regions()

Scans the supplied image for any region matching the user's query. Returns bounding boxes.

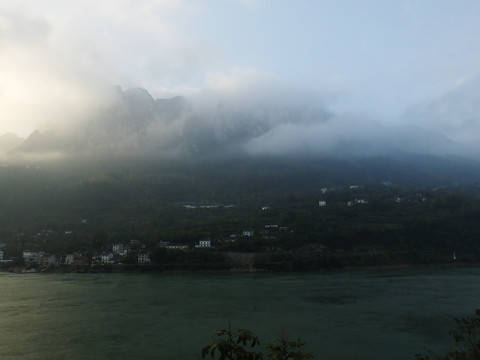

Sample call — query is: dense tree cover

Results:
[1,156,480,269]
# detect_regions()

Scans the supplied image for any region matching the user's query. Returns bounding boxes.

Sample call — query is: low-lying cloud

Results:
[3,71,477,162]
[0,8,115,137]
[2,0,480,163]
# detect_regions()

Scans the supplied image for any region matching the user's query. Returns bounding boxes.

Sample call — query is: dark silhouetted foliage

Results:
[202,325,262,360]
[202,325,314,360]
[266,329,313,360]
[416,309,480,360]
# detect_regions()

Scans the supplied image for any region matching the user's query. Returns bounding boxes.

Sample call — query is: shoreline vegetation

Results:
[2,254,472,274]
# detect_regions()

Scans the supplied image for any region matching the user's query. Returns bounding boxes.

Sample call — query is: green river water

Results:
[0,267,479,360]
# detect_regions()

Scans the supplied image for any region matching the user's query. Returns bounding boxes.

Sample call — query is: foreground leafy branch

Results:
[416,309,480,360]
[202,324,262,360]
[266,329,313,360]
[202,325,313,360]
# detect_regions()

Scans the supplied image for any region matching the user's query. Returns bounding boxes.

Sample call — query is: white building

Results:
[318,200,327,207]
[23,251,56,266]
[138,252,151,264]
[243,230,254,237]
[355,199,368,204]
[65,254,75,265]
[195,239,211,248]
[112,243,126,255]
[23,250,42,264]
[165,244,188,250]
[101,253,114,264]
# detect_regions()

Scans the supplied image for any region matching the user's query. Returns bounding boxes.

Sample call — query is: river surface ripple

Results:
[0,267,478,360]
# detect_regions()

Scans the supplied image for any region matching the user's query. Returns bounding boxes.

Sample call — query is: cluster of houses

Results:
[16,224,290,267]
[90,240,152,265]
[20,238,217,267]
[20,239,152,267]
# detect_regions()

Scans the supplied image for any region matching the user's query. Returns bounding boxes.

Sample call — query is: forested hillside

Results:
[1,154,480,270]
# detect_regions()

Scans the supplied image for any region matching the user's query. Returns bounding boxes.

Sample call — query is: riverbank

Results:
[2,259,473,274]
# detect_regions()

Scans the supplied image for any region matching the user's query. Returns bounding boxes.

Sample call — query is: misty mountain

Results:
[10,86,462,161]
[244,117,456,158]
[20,130,67,153]
[0,133,23,152]
[78,87,188,154]
[404,75,480,150]
[14,86,330,156]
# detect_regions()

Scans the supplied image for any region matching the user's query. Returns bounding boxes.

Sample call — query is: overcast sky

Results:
[1,0,480,137]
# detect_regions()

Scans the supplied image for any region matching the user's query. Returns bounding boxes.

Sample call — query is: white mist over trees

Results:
[2,75,479,162]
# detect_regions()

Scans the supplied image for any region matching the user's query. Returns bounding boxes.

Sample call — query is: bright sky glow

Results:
[1,0,480,137]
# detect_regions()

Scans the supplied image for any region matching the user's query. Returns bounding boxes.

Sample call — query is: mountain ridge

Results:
[2,86,466,161]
